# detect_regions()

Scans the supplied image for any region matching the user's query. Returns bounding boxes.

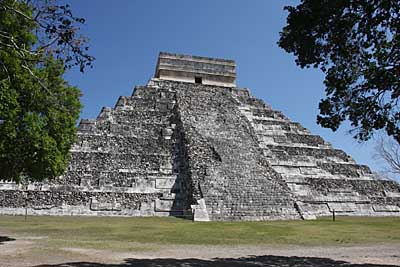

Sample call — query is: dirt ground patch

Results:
[1,234,399,267]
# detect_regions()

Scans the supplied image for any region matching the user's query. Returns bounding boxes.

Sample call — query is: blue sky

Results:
[63,0,395,179]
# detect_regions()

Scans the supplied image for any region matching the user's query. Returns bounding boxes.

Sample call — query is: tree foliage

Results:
[0,0,94,72]
[279,0,400,143]
[0,0,93,182]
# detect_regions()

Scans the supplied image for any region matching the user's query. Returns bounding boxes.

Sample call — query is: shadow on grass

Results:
[34,255,399,267]
[0,236,15,245]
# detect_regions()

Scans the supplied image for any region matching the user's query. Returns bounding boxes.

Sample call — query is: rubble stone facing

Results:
[232,84,400,218]
[0,52,399,220]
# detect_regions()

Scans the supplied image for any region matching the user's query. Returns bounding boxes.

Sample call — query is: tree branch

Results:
[376,137,400,175]
[21,64,51,95]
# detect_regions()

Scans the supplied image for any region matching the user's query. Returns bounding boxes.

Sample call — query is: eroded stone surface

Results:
[0,52,399,221]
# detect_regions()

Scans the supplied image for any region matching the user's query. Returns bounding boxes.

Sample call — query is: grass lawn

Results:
[0,216,399,251]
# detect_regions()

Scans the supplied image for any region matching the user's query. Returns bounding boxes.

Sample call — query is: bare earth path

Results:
[1,233,399,267]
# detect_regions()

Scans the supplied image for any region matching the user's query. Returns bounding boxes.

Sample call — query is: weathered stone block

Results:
[155,178,176,189]
[90,198,121,211]
[373,205,400,212]
[327,203,358,212]
[155,199,174,211]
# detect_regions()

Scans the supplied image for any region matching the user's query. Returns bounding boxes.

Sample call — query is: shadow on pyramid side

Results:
[1,52,399,221]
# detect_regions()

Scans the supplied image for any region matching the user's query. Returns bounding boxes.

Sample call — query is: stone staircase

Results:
[151,79,301,221]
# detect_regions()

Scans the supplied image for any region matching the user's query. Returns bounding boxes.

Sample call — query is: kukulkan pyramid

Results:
[1,52,400,221]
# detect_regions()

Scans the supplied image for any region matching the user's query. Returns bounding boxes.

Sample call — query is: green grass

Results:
[0,216,399,251]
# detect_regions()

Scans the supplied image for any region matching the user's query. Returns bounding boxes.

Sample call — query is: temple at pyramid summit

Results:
[1,52,400,221]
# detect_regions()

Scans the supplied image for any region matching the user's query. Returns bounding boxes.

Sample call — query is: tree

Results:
[0,0,94,182]
[0,0,94,72]
[374,136,400,178]
[278,1,400,143]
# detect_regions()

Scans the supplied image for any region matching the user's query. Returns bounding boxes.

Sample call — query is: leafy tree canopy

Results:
[0,0,94,182]
[278,0,400,143]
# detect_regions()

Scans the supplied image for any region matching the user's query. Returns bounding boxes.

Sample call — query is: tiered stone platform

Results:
[0,52,399,221]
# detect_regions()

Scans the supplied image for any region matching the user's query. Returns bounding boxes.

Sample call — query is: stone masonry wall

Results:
[1,76,399,220]
[0,84,185,217]
[231,87,400,219]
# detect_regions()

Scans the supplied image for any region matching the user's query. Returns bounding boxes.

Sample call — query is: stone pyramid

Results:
[1,52,400,221]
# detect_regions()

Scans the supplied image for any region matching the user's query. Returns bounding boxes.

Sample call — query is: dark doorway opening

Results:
[195,77,202,84]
